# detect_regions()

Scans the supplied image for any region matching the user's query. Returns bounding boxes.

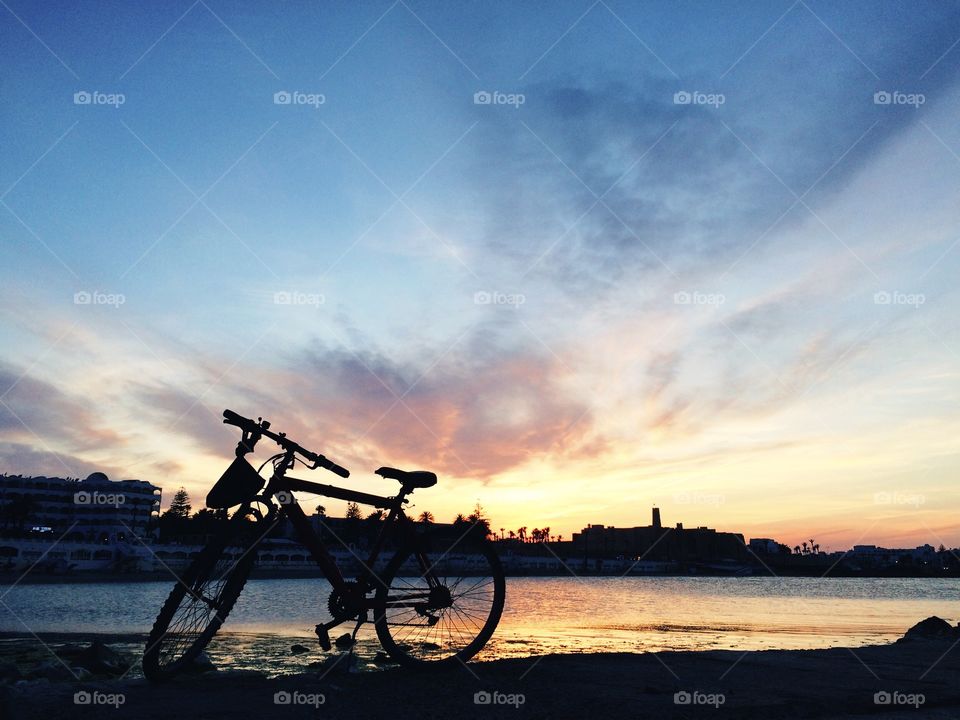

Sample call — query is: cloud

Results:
[0,363,125,468]
[455,7,960,294]
[267,332,604,479]
[0,442,119,480]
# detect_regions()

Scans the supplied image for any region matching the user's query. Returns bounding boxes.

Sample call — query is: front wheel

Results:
[142,505,262,680]
[374,540,505,666]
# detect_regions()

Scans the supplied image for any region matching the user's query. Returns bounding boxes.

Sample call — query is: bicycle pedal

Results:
[315,624,332,651]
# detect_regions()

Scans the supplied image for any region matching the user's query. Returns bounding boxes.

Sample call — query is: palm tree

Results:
[345,502,362,520]
[418,511,434,524]
[500,527,505,541]
[314,505,326,517]
[794,545,801,555]
[801,542,809,554]
[508,530,516,541]
[518,526,527,543]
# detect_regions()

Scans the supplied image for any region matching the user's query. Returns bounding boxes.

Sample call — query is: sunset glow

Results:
[2,1,959,552]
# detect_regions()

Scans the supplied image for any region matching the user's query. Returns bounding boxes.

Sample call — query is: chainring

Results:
[326,580,365,620]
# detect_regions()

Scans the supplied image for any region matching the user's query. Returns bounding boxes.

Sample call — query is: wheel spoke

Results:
[377,545,503,664]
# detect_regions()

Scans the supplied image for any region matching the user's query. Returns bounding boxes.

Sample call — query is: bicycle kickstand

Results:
[347,614,366,657]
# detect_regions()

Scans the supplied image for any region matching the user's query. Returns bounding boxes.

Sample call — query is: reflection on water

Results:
[1,576,956,674]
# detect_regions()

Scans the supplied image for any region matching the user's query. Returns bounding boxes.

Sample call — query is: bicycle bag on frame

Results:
[206,457,266,508]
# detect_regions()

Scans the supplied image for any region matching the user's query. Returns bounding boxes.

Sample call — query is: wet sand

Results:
[1,630,958,719]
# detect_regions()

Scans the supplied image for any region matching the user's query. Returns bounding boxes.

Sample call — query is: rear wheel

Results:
[142,505,262,680]
[374,541,505,666]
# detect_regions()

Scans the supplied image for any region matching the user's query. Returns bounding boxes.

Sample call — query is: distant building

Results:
[848,543,938,569]
[0,472,161,541]
[571,507,747,563]
[748,538,782,554]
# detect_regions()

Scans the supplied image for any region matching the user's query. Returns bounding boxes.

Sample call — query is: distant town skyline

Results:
[1,3,959,551]
[1,469,953,555]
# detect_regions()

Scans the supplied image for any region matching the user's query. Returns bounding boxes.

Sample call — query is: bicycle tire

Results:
[142,506,260,680]
[374,540,505,667]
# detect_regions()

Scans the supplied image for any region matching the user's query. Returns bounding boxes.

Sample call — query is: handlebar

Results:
[223,409,350,478]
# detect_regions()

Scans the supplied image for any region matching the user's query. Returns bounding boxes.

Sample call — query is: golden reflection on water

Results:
[2,576,956,677]
[196,576,958,674]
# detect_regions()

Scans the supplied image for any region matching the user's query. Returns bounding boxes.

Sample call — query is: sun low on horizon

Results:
[1,0,959,554]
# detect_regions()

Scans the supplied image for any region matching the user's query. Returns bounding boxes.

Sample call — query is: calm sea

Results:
[1,577,956,671]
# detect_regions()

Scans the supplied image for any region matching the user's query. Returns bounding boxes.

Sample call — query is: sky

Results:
[1,0,959,551]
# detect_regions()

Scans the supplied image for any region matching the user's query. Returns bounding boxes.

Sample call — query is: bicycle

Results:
[142,409,505,680]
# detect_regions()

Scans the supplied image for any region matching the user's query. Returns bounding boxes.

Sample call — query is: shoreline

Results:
[2,569,958,584]
[2,631,958,718]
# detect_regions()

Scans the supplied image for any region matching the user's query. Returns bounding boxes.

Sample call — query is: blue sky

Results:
[1,0,959,548]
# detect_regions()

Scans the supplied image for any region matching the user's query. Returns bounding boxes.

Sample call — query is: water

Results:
[1,577,956,673]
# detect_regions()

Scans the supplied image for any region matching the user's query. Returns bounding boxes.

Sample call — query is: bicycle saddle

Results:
[375,466,438,488]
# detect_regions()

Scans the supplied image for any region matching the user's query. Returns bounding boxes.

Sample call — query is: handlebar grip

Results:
[223,409,253,429]
[319,457,350,478]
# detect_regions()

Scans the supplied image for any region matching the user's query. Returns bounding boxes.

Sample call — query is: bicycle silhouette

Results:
[142,410,505,680]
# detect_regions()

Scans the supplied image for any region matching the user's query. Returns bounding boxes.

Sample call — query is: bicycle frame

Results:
[258,451,431,605]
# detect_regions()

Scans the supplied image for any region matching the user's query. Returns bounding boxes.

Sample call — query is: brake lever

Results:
[236,427,263,457]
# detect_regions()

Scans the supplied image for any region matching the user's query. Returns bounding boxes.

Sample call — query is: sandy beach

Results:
[1,620,958,719]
